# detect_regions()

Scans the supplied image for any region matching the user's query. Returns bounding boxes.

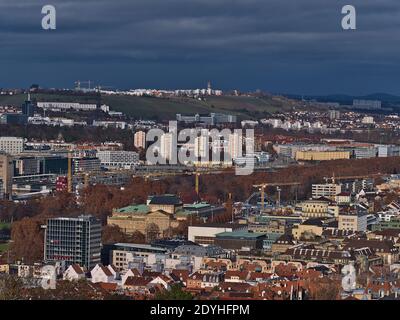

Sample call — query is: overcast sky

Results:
[1,0,400,95]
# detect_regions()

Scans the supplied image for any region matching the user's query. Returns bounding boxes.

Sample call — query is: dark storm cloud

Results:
[0,0,400,94]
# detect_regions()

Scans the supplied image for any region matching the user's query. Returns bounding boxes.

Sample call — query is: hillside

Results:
[0,92,299,120]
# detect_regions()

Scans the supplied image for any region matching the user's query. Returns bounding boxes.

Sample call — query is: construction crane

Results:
[74,80,93,91]
[253,182,301,211]
[95,85,114,92]
[323,173,383,183]
[195,172,200,197]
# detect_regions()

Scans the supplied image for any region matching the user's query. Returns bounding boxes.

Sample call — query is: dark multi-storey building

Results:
[44,215,102,269]
[21,96,35,117]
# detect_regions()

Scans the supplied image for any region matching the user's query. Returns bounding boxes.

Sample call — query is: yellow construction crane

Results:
[195,172,200,196]
[253,182,301,210]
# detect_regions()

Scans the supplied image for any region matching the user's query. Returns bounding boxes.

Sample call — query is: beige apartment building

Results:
[134,131,146,149]
[338,213,367,232]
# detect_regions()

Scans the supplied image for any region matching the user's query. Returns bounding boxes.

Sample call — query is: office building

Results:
[134,131,146,149]
[0,137,24,155]
[312,183,341,200]
[72,157,101,173]
[214,231,266,251]
[0,113,28,125]
[22,94,35,117]
[295,150,350,161]
[96,150,139,169]
[37,102,98,111]
[339,212,368,232]
[44,215,102,269]
[378,145,400,158]
[176,113,237,125]
[353,147,377,159]
[188,223,247,246]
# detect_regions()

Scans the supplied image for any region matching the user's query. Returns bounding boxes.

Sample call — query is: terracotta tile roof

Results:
[248,272,273,281]
[225,270,249,281]
[170,269,190,282]
[124,276,152,287]
[218,282,253,292]
[101,266,113,277]
[71,264,84,274]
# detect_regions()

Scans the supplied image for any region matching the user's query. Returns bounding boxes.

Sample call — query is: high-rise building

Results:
[44,215,102,269]
[134,131,146,149]
[0,137,24,155]
[22,94,35,117]
[160,133,174,162]
[194,135,209,159]
[0,153,13,198]
[228,133,242,161]
[328,110,340,120]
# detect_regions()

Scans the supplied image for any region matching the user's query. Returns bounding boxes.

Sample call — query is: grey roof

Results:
[148,194,182,205]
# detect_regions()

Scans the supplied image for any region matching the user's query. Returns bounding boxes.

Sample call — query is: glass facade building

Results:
[44,215,102,269]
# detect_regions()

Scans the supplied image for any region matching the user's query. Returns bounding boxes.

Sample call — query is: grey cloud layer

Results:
[0,0,399,93]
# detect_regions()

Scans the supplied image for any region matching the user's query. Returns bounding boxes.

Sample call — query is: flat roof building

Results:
[44,215,102,269]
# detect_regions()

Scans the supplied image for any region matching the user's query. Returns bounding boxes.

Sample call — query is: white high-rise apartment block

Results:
[160,133,174,162]
[194,135,209,159]
[134,131,146,149]
[0,137,24,155]
[228,133,242,161]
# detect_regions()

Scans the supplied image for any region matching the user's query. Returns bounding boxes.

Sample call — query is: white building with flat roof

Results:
[96,150,139,169]
[0,136,24,155]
